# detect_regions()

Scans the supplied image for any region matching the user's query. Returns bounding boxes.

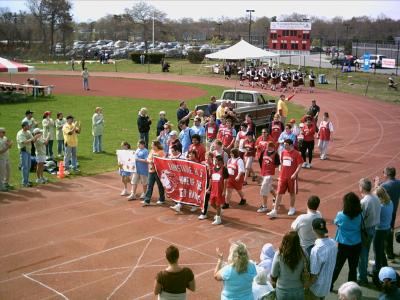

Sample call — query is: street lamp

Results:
[246,9,255,44]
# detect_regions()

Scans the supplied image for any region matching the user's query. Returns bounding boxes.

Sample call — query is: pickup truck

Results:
[195,89,277,130]
[354,54,387,69]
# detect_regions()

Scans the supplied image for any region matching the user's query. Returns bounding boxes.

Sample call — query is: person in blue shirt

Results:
[178,120,193,157]
[127,140,149,201]
[372,186,393,284]
[331,192,362,291]
[375,167,400,260]
[214,241,257,300]
[277,123,297,155]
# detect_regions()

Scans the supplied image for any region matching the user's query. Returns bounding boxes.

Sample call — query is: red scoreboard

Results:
[268,22,312,55]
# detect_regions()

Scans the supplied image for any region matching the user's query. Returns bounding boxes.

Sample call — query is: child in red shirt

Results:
[209,155,229,225]
[243,132,256,185]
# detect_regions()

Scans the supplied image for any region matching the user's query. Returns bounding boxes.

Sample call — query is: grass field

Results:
[0,84,306,188]
[33,58,400,103]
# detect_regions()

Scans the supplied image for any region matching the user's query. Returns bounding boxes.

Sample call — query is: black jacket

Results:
[137,115,151,133]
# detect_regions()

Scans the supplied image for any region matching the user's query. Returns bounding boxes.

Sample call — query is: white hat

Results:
[33,128,42,135]
[170,130,178,136]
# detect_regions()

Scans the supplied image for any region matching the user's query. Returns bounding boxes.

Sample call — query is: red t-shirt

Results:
[189,143,206,162]
[261,151,279,176]
[279,149,303,179]
[302,123,316,142]
[243,140,256,157]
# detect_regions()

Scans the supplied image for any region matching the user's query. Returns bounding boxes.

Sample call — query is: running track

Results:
[0,70,399,299]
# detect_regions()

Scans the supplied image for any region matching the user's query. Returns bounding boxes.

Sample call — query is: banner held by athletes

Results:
[153,157,207,207]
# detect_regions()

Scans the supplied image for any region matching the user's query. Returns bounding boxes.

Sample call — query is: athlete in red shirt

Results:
[209,155,229,225]
[318,112,334,160]
[255,129,273,168]
[189,134,206,163]
[258,141,280,213]
[269,114,284,144]
[243,132,256,185]
[267,139,303,218]
[223,148,246,208]
[300,116,317,168]
[217,118,236,153]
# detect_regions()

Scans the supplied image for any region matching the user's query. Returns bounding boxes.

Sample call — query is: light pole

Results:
[216,22,222,40]
[246,9,255,44]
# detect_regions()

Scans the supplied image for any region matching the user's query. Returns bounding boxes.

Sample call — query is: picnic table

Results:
[0,81,55,96]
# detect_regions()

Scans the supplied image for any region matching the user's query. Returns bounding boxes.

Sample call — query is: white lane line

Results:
[23,273,69,300]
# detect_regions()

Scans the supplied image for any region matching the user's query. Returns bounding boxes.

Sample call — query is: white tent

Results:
[205,40,279,60]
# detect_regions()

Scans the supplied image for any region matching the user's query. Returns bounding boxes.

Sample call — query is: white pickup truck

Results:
[196,89,277,129]
[354,54,387,69]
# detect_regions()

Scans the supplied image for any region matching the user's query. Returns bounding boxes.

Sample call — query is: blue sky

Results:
[2,0,399,22]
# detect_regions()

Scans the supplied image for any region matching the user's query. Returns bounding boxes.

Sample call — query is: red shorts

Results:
[210,194,225,206]
[227,175,244,190]
[277,177,298,194]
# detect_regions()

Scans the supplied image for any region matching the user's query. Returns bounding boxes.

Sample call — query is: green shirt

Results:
[92,113,104,136]
[55,118,66,140]
[0,136,10,159]
[16,129,33,152]
[42,118,55,140]
[34,137,46,156]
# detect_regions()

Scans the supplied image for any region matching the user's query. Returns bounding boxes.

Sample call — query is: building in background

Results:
[268,22,312,55]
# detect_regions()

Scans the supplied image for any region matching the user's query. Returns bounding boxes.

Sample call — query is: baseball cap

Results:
[312,218,328,234]
[25,110,34,115]
[32,128,42,135]
[170,130,178,136]
[379,267,397,282]
[21,121,29,127]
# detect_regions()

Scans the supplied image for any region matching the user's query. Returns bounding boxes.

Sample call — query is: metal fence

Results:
[352,42,400,59]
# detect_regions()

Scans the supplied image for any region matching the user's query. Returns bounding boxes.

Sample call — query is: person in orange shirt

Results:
[142,140,165,206]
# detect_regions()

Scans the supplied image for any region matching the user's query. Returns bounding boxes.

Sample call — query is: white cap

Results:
[170,130,178,136]
[33,128,42,134]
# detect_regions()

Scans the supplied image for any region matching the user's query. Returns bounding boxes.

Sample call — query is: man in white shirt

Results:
[291,195,322,256]
[307,218,337,299]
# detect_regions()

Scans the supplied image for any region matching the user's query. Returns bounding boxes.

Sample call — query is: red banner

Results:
[153,157,207,207]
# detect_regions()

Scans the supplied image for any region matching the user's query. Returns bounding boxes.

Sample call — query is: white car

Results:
[354,54,387,69]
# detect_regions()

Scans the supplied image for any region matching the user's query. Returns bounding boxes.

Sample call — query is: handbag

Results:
[300,253,311,287]
[360,214,372,247]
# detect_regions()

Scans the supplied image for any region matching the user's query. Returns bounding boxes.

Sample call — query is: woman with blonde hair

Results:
[372,186,393,283]
[214,241,257,300]
[270,231,305,300]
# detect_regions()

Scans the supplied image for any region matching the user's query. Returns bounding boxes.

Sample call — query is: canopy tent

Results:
[0,57,34,73]
[205,40,279,60]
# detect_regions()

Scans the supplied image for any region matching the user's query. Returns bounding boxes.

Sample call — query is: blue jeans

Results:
[46,140,54,158]
[93,135,102,152]
[140,132,149,148]
[57,140,64,155]
[144,172,165,203]
[64,146,77,171]
[20,151,31,185]
[358,226,375,282]
[83,78,89,90]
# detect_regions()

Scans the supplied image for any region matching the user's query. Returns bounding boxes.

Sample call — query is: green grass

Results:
[0,82,304,188]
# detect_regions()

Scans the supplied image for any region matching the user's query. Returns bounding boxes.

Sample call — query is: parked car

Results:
[354,54,387,69]
[330,55,356,66]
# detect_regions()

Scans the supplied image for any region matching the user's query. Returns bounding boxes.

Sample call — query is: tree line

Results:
[1,1,399,58]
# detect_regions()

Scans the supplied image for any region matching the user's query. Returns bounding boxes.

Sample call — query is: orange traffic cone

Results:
[58,161,65,179]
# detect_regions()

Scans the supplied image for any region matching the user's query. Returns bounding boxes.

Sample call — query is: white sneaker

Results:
[64,170,70,176]
[198,214,207,220]
[267,209,278,219]
[139,193,146,199]
[212,216,222,225]
[156,200,165,205]
[307,163,312,169]
[127,193,136,200]
[190,206,198,212]
[302,162,308,168]
[170,203,182,212]
[288,207,296,216]
[257,206,268,213]
[120,189,129,196]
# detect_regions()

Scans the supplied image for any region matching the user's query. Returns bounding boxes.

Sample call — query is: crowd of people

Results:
[1,93,399,300]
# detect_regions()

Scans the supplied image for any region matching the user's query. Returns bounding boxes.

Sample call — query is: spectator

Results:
[156,111,168,137]
[277,95,289,125]
[277,123,297,155]
[307,218,338,300]
[16,121,34,187]
[55,112,66,158]
[42,111,55,159]
[33,128,48,184]
[21,109,38,132]
[378,267,400,300]
[258,243,276,275]
[357,178,381,285]
[216,101,227,126]
[308,100,320,124]
[167,130,181,157]
[178,120,193,157]
[154,245,195,299]
[191,117,206,142]
[331,192,362,289]
[372,187,393,284]
[82,67,89,91]
[291,195,322,256]
[137,107,151,148]
[252,270,274,300]
[92,107,104,153]
[0,127,13,191]
[214,241,257,300]
[158,122,172,155]
[270,231,306,300]
[128,140,149,201]
[205,114,218,151]
[177,101,190,126]
[375,167,400,260]
[207,96,219,116]
[63,116,81,174]
[118,141,133,197]
[142,140,165,206]
[337,281,362,300]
